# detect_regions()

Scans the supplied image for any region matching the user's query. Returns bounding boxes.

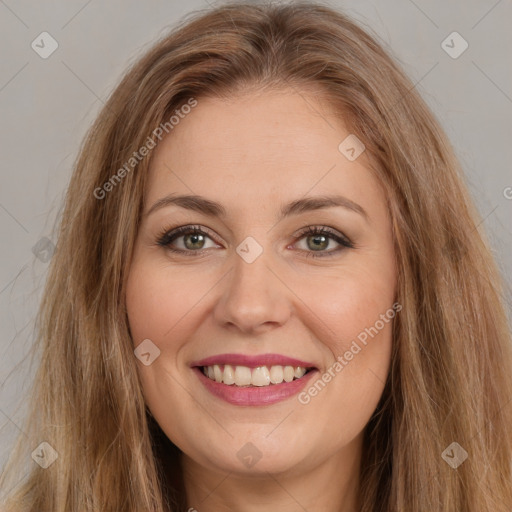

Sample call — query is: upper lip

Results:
[190,353,317,369]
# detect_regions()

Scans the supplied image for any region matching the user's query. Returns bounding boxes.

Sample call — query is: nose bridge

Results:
[213,243,291,333]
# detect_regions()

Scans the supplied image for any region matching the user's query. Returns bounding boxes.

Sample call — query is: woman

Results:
[1,1,511,511]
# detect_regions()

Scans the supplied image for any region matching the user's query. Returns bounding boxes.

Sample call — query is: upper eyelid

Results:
[159,224,351,248]
[162,224,345,238]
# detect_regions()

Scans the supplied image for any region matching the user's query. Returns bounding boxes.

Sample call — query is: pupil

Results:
[309,235,327,251]
[186,233,204,249]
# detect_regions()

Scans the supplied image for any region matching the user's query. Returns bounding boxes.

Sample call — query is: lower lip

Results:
[193,367,318,406]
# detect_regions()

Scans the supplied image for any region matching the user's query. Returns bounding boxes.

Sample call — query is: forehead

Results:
[145,88,381,216]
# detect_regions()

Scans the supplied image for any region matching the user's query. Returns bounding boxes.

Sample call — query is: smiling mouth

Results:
[200,364,315,387]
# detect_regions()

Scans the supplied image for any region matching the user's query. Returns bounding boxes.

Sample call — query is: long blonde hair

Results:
[2,1,511,510]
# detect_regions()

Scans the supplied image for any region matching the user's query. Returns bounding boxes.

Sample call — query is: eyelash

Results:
[156,224,354,258]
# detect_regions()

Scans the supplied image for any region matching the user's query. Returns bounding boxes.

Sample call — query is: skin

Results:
[125,87,397,512]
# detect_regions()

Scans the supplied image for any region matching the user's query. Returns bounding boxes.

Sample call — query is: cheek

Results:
[125,259,207,437]
[292,257,396,352]
[290,260,395,438]
[324,291,393,391]
[126,259,211,344]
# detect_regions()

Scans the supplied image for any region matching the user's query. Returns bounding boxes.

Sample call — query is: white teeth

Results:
[214,364,223,382]
[234,365,252,386]
[294,366,307,378]
[223,364,235,385]
[283,366,295,382]
[251,366,270,386]
[269,365,284,384]
[202,364,310,387]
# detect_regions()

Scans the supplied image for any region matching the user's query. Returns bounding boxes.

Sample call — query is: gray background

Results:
[1,0,511,480]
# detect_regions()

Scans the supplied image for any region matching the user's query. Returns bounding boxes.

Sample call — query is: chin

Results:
[193,434,310,476]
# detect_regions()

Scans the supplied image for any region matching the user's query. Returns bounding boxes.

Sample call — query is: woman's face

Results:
[126,87,397,477]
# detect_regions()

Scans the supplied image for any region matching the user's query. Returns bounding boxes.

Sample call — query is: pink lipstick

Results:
[191,353,318,406]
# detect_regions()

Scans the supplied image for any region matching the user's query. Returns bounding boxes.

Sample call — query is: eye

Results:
[292,226,354,258]
[156,224,354,258]
[156,225,219,255]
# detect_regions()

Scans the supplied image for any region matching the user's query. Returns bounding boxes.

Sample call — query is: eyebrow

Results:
[144,193,369,222]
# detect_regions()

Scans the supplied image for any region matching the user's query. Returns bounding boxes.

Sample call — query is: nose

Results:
[213,249,292,335]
